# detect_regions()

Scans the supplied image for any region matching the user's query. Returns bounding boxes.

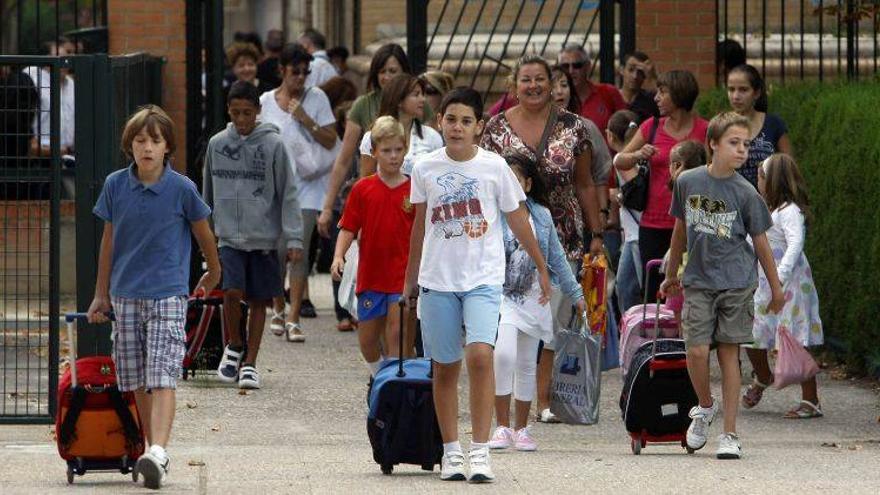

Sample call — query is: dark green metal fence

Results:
[0,53,162,424]
[0,55,64,424]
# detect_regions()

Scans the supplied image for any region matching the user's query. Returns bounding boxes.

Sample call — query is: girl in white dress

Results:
[743,153,824,418]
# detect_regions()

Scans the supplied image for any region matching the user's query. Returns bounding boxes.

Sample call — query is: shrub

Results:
[697,82,880,375]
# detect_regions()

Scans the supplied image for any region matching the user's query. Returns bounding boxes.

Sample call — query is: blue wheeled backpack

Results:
[366,302,442,475]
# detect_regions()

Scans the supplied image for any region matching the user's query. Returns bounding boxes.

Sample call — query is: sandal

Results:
[784,400,823,419]
[741,376,772,409]
[337,318,354,332]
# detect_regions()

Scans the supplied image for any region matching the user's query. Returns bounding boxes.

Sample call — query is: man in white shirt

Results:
[297,28,337,87]
[23,41,75,157]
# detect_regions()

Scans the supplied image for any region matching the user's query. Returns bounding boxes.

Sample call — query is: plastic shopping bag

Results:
[773,325,819,390]
[550,313,602,425]
[337,242,359,316]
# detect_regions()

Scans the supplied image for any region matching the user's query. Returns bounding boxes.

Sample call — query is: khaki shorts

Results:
[682,285,756,347]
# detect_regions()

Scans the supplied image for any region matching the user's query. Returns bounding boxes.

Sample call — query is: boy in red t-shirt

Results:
[331,116,415,376]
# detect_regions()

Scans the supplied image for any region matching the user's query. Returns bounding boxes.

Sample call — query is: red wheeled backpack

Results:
[57,314,145,484]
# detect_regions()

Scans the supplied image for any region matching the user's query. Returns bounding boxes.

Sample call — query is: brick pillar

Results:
[107,0,188,173]
[636,0,717,92]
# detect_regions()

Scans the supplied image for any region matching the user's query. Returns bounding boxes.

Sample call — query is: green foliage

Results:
[697,83,880,374]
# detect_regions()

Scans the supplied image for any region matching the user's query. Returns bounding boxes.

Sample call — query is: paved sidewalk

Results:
[1,275,878,494]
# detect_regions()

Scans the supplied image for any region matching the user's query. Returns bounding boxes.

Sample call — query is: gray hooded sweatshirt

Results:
[203,121,303,251]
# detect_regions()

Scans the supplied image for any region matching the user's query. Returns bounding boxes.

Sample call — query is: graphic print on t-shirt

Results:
[430,172,489,239]
[685,194,738,239]
[503,234,536,304]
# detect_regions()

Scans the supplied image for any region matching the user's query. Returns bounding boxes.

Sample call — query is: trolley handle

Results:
[63,312,115,388]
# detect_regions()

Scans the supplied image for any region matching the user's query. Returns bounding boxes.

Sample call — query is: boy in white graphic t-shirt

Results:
[403,88,551,484]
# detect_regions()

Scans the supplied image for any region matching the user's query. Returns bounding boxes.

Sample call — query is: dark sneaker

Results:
[299,299,317,318]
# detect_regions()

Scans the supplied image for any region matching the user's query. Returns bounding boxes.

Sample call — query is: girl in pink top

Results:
[612,70,708,301]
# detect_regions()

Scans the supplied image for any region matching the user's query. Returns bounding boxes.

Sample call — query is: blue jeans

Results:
[616,240,643,312]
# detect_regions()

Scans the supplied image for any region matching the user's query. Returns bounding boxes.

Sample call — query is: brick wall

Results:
[107,0,188,173]
[636,0,716,93]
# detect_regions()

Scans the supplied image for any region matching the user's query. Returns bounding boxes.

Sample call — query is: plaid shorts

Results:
[110,296,187,392]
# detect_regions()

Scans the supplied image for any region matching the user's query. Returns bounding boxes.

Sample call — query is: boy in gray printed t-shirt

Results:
[661,112,784,462]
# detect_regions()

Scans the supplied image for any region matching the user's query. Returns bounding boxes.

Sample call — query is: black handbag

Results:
[620,117,660,212]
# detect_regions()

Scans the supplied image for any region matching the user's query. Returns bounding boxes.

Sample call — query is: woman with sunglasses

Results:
[259,43,339,343]
[419,70,454,121]
[317,43,434,237]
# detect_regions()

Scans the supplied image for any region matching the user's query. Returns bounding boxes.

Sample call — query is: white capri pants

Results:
[494,323,541,402]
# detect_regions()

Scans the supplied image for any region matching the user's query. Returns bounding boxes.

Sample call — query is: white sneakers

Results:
[716,432,742,459]
[686,398,743,459]
[488,425,537,451]
[439,450,466,481]
[440,447,495,483]
[466,447,495,483]
[238,365,260,389]
[686,399,719,450]
[135,445,169,490]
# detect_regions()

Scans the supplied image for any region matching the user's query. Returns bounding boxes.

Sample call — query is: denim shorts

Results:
[220,246,283,301]
[357,291,401,322]
[418,285,502,364]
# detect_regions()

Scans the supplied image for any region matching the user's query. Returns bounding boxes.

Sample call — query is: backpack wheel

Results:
[631,438,642,455]
[381,464,393,475]
[67,467,75,484]
[686,446,695,454]
[421,463,434,471]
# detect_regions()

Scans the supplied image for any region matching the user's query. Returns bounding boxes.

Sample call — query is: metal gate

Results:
[406,0,636,100]
[0,53,162,424]
[0,56,64,423]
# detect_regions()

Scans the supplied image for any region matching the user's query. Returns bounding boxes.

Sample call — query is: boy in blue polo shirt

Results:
[87,105,220,490]
[204,81,303,389]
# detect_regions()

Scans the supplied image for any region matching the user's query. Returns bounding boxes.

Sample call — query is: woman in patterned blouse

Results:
[481,54,603,424]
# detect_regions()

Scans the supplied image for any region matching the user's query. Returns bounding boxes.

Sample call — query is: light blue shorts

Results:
[418,285,502,364]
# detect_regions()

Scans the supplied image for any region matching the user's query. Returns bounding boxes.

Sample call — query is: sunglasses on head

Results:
[424,86,441,96]
[560,61,586,71]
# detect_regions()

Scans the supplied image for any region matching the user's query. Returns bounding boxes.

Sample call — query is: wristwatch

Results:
[310,122,320,132]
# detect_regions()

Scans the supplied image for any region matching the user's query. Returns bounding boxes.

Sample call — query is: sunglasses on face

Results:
[560,61,586,71]
[424,86,441,96]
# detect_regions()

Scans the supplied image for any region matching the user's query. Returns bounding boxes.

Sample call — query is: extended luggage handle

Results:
[397,300,407,378]
[64,313,115,388]
[642,259,667,365]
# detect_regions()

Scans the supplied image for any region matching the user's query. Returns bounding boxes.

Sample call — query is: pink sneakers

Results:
[514,427,537,451]
[488,426,514,449]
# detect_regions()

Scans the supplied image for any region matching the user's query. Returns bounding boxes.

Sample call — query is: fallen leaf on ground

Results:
[186,401,198,409]
[238,390,249,396]
[821,442,839,448]
[848,445,862,451]
[188,460,206,466]
[210,425,220,432]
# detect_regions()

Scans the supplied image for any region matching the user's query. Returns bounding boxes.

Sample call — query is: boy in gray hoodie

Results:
[203,81,304,389]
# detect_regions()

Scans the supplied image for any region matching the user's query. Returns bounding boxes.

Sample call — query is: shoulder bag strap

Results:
[647,116,660,145]
[535,106,559,162]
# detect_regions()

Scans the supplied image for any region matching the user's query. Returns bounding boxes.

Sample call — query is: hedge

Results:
[696,82,880,376]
